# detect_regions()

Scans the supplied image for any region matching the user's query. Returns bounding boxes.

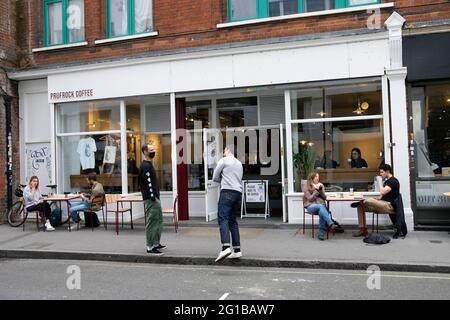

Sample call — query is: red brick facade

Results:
[15,0,450,68]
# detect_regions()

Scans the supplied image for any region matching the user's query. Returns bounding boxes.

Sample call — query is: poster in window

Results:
[103,146,117,164]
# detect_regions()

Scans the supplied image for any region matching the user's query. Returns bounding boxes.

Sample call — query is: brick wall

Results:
[19,0,450,68]
[0,0,20,220]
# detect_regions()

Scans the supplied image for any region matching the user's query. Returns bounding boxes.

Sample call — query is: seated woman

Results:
[350,148,368,168]
[303,172,341,240]
[23,176,55,231]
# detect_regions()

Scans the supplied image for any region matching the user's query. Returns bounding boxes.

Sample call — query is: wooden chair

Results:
[105,194,132,234]
[302,205,333,239]
[162,196,179,233]
[79,195,105,232]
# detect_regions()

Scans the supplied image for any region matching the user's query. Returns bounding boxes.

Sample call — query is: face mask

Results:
[149,152,156,159]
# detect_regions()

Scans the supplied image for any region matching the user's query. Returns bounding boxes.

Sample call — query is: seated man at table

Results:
[351,164,399,237]
[68,174,105,230]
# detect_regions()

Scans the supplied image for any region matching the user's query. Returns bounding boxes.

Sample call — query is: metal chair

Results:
[371,211,395,233]
[302,205,333,239]
[162,196,179,233]
[105,194,133,235]
[23,210,46,232]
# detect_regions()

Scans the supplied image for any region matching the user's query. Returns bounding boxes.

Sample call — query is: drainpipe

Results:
[4,94,13,210]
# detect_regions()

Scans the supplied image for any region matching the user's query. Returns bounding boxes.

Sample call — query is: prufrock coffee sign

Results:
[49,89,94,102]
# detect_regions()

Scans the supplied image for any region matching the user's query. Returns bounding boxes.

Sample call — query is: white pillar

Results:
[170,93,178,203]
[49,103,57,186]
[120,100,128,194]
[385,12,414,230]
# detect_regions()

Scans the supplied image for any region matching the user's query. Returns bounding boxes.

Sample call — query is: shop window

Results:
[228,0,380,22]
[107,0,153,38]
[58,134,123,194]
[44,0,85,46]
[186,101,211,191]
[290,82,384,193]
[411,84,450,210]
[125,99,172,192]
[291,83,382,120]
[217,97,258,128]
[57,101,121,134]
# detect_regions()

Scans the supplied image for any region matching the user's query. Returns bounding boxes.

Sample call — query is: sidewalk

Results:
[1,221,449,273]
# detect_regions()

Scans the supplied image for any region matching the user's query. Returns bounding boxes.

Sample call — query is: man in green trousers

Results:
[140,144,166,255]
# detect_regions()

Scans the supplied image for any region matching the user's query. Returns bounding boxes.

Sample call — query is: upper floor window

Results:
[44,0,85,46]
[107,0,153,38]
[228,0,380,22]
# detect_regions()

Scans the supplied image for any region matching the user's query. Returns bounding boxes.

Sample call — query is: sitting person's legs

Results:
[69,201,89,223]
[353,198,394,237]
[307,204,334,239]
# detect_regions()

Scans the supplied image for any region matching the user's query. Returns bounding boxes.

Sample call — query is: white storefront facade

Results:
[10,12,414,229]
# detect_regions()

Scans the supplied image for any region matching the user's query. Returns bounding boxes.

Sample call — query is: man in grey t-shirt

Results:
[212,145,243,262]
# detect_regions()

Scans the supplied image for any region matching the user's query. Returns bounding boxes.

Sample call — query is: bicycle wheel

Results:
[7,201,28,227]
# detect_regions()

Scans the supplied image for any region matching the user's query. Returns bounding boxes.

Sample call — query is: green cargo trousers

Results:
[145,198,163,248]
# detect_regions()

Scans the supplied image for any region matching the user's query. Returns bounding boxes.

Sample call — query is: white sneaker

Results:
[67,224,78,231]
[215,248,232,263]
[45,223,55,232]
[227,251,242,259]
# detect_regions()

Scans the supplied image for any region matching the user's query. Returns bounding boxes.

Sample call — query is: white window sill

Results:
[94,32,158,45]
[217,2,394,29]
[32,41,88,53]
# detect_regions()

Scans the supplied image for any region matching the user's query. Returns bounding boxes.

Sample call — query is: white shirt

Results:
[77,137,97,170]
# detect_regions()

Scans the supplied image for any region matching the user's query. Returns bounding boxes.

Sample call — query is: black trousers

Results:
[27,202,51,220]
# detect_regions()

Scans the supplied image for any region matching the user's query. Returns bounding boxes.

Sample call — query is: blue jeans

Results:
[218,189,242,250]
[306,204,334,236]
[69,201,89,223]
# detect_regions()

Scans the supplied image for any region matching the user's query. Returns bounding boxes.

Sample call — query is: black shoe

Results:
[350,202,360,208]
[155,244,167,250]
[318,234,325,241]
[147,248,164,256]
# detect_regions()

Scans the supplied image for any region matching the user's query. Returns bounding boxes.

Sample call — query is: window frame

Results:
[44,0,85,47]
[227,0,381,22]
[106,0,154,39]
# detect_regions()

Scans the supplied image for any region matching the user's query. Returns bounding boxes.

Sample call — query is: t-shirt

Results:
[77,137,97,170]
[381,176,400,205]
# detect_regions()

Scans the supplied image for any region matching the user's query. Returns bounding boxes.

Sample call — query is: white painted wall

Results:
[47,36,390,103]
[19,79,50,190]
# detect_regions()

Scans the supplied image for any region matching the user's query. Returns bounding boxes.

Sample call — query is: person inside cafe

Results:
[350,148,368,168]
[68,174,105,230]
[316,150,338,169]
[350,163,400,237]
[23,176,55,232]
[303,171,342,240]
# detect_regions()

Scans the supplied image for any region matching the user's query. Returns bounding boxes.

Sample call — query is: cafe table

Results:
[115,195,145,235]
[325,194,365,224]
[42,194,81,232]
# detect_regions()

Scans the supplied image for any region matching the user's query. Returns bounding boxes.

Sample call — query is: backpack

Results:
[50,207,62,227]
[363,233,391,245]
[83,212,100,228]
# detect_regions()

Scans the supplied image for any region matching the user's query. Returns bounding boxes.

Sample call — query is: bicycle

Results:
[7,184,59,228]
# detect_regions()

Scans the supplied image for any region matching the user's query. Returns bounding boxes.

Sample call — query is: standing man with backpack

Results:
[212,145,244,262]
[140,144,166,256]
